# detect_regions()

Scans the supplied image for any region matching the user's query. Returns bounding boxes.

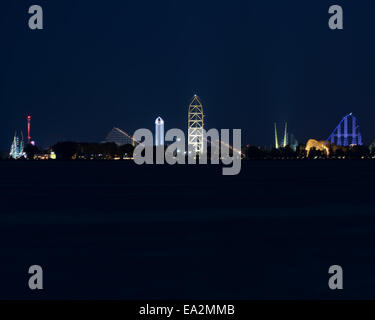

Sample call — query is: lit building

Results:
[155,117,164,146]
[288,133,299,151]
[188,95,204,154]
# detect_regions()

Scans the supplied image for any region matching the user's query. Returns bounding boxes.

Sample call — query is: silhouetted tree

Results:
[24,144,42,159]
[119,144,135,157]
[347,145,370,159]
[307,147,326,159]
[279,146,296,158]
[246,146,268,159]
[52,142,80,160]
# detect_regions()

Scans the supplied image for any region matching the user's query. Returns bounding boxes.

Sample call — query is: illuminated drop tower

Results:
[188,95,204,155]
[27,115,31,144]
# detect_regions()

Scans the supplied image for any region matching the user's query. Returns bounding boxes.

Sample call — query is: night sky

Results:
[0,0,374,150]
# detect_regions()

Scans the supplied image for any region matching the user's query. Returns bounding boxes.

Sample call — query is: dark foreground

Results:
[0,160,374,299]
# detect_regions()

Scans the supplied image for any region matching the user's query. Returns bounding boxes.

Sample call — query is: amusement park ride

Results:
[327,113,363,147]
[9,115,33,159]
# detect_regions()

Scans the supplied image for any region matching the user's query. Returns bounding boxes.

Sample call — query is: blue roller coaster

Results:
[327,113,363,146]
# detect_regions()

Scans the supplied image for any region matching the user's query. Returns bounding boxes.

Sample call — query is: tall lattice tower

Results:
[188,95,204,154]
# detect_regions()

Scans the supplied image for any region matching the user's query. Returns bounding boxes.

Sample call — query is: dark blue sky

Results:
[0,0,374,149]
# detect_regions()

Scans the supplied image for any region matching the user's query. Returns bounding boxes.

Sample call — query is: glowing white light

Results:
[155,116,165,146]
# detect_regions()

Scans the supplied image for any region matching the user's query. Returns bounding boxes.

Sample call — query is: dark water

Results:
[0,160,374,299]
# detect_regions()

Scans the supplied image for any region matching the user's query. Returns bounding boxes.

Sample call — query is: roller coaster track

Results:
[326,113,363,146]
